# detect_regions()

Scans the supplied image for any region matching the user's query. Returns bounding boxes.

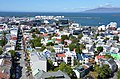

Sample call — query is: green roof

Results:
[111,54,120,60]
[47,40,54,43]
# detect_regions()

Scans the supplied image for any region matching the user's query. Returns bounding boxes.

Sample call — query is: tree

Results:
[76,48,82,54]
[32,33,36,38]
[0,39,7,47]
[69,44,76,51]
[69,36,79,43]
[46,42,54,46]
[51,49,55,53]
[59,62,75,78]
[35,28,40,34]
[0,47,3,55]
[104,37,109,41]
[96,64,112,79]
[94,33,99,39]
[30,37,42,48]
[117,69,120,79]
[47,60,54,71]
[40,45,46,51]
[78,34,83,39]
[104,54,114,59]
[61,35,69,44]
[79,44,85,50]
[9,50,16,57]
[97,46,103,53]
[113,36,119,42]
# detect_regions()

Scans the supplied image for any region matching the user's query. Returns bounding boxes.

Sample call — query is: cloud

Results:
[99,3,114,8]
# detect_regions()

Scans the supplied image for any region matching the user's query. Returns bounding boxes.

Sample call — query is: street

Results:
[19,50,28,79]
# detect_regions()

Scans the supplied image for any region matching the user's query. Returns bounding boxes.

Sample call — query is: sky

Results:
[0,0,120,12]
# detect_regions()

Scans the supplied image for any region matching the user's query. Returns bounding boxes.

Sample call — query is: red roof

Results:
[56,53,65,57]
[56,39,61,42]
[10,36,17,40]
[0,71,9,79]
[96,55,104,59]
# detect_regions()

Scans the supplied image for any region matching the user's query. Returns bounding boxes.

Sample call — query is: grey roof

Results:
[39,70,71,79]
[34,70,45,79]
[30,52,46,62]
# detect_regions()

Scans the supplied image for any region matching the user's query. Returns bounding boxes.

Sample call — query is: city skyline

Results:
[0,0,120,12]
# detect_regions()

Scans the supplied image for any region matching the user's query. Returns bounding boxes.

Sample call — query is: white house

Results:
[98,25,106,31]
[30,52,47,73]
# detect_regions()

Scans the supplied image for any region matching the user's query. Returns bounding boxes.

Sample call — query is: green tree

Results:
[30,37,42,48]
[113,36,119,42]
[32,33,37,38]
[47,60,54,71]
[69,36,79,43]
[104,54,114,59]
[46,42,54,46]
[35,28,40,34]
[94,33,99,39]
[59,62,75,78]
[0,47,3,55]
[117,69,120,79]
[0,39,7,47]
[96,64,112,79]
[78,34,83,39]
[40,45,46,51]
[104,37,109,41]
[61,35,69,44]
[69,44,76,51]
[97,46,103,53]
[51,49,55,53]
[30,29,35,33]
[79,44,85,50]
[9,50,16,57]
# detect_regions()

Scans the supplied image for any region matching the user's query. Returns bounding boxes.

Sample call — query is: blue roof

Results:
[77,54,91,60]
[77,54,83,60]
[43,51,50,58]
[40,28,47,33]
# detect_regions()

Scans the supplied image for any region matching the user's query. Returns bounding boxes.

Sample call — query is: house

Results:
[71,23,79,28]
[0,24,8,31]
[42,49,51,58]
[30,52,47,74]
[39,28,48,34]
[36,70,71,79]
[41,36,55,46]
[100,58,118,73]
[77,54,91,64]
[0,71,9,79]
[95,55,104,64]
[114,60,120,68]
[98,25,106,31]
[58,19,70,27]
[53,45,64,53]
[64,48,76,66]
[0,58,11,79]
[73,65,90,78]
[110,47,119,53]
[56,53,65,64]
[10,28,18,36]
[64,40,72,46]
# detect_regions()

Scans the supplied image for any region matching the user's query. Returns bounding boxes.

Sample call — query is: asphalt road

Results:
[19,50,28,79]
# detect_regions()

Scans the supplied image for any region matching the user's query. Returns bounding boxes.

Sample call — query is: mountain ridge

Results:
[84,7,120,13]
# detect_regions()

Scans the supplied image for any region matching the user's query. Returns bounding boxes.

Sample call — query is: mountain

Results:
[84,7,120,13]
